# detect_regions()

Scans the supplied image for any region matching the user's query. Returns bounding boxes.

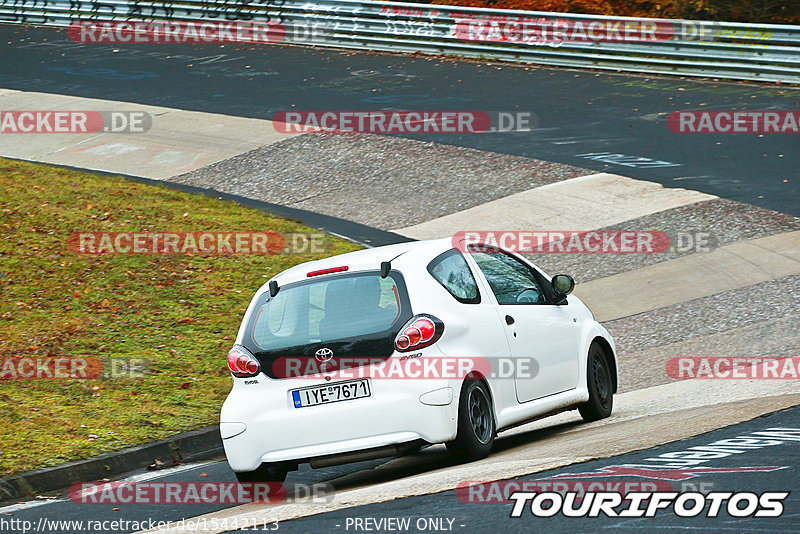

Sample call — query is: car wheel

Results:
[578,343,614,422]
[446,379,495,460]
[234,462,288,484]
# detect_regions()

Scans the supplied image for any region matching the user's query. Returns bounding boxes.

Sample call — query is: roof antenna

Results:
[380,261,391,278]
[269,280,279,297]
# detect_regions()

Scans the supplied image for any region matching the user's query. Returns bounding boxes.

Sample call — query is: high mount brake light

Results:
[227,347,261,378]
[307,266,349,277]
[394,315,443,352]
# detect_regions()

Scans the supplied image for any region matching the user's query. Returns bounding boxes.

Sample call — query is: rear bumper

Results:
[220,375,459,472]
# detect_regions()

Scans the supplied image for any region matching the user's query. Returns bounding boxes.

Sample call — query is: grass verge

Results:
[0,157,360,477]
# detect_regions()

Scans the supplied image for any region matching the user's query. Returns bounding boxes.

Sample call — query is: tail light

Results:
[395,314,444,352]
[227,346,261,378]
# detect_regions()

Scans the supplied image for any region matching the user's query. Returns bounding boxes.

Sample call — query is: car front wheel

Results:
[447,379,495,460]
[578,343,614,422]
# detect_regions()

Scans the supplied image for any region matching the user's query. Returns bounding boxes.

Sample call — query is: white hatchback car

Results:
[221,238,617,482]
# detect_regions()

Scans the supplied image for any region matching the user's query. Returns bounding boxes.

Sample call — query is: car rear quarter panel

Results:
[399,261,518,422]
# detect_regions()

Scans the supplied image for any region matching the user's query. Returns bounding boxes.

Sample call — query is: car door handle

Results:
[505,315,515,325]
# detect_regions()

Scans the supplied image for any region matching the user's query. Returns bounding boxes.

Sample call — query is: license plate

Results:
[291,379,371,408]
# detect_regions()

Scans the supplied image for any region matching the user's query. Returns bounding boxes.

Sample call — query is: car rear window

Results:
[248,271,405,351]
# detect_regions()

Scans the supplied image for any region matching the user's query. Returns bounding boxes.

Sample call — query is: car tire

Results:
[234,462,288,484]
[578,343,614,422]
[446,379,495,461]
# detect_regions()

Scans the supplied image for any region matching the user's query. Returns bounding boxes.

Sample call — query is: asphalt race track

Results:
[0,454,391,534]
[272,406,800,533]
[0,24,798,216]
[4,405,798,533]
[1,18,800,534]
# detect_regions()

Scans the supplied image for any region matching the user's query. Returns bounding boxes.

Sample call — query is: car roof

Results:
[269,237,453,286]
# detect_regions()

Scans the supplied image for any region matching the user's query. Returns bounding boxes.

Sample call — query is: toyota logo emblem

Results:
[315,347,334,362]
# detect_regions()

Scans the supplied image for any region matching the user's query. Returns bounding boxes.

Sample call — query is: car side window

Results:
[469,248,547,305]
[427,249,481,304]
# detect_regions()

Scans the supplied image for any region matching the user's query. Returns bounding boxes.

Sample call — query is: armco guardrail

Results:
[1,0,799,83]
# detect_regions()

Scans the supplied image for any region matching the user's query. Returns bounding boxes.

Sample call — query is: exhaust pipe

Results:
[309,440,424,469]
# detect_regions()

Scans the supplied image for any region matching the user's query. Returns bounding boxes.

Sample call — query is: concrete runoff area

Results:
[395,173,717,240]
[168,133,593,231]
[575,230,800,322]
[527,198,800,284]
[0,88,595,231]
[0,89,299,178]
[614,315,800,392]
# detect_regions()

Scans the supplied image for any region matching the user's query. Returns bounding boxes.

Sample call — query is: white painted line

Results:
[0,498,57,514]
[0,461,216,513]
[576,152,682,168]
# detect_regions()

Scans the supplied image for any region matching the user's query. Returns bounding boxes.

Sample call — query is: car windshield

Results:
[249,271,404,351]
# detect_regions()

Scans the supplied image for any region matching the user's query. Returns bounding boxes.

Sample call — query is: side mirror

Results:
[551,274,575,303]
